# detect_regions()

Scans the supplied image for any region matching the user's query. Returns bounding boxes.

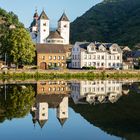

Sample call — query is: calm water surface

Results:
[0,80,139,140]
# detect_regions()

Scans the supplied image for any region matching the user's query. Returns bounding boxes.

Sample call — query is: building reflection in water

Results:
[31,81,70,128]
[70,80,130,105]
[30,80,131,128]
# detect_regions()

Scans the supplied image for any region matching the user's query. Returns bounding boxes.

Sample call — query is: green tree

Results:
[0,85,35,120]
[1,28,35,67]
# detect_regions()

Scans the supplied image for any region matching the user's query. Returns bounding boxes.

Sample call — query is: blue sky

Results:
[0,0,102,28]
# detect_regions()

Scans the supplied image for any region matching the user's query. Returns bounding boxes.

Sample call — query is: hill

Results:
[70,0,140,47]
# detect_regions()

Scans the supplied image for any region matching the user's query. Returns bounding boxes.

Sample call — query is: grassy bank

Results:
[0,70,140,80]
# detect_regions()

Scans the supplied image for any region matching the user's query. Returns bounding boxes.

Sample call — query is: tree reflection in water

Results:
[0,84,35,122]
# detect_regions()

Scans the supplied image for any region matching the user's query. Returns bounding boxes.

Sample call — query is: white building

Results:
[30,10,70,45]
[71,80,123,104]
[71,42,123,69]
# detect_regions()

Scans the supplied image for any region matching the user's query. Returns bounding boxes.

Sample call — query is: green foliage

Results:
[70,0,140,47]
[0,8,35,66]
[1,27,35,66]
[0,85,35,121]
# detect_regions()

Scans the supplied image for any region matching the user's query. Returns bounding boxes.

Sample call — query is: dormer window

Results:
[113,48,117,51]
[91,47,95,51]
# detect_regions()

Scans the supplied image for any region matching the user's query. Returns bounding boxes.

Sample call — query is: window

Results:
[93,55,96,59]
[43,23,46,26]
[73,48,75,51]
[89,62,91,66]
[102,56,104,59]
[64,24,67,28]
[108,63,111,66]
[58,56,61,60]
[113,48,117,51]
[49,56,52,60]
[89,55,91,59]
[42,87,45,92]
[109,56,111,60]
[58,63,60,66]
[42,113,45,116]
[101,63,104,66]
[117,63,119,67]
[97,63,100,66]
[54,56,56,60]
[44,29,46,32]
[78,55,80,59]
[61,87,64,91]
[42,56,45,60]
[117,56,120,60]
[91,47,95,51]
[58,87,60,91]
[72,55,74,59]
[93,62,96,66]
[77,48,79,51]
[97,55,100,60]
[62,56,64,60]
[84,55,87,59]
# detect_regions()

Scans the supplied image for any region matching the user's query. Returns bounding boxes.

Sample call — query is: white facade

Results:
[71,80,123,104]
[30,10,70,45]
[36,102,48,121]
[71,42,123,69]
[57,96,68,119]
[37,18,49,44]
[58,21,70,44]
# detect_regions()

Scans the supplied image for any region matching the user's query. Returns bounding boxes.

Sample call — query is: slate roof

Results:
[36,94,68,108]
[38,10,49,20]
[58,12,69,22]
[47,31,63,39]
[77,42,119,51]
[36,44,67,53]
[57,118,67,126]
[33,10,39,18]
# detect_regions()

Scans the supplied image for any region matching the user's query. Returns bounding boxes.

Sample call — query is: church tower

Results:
[30,9,39,42]
[37,10,49,44]
[57,96,68,126]
[36,102,48,128]
[58,12,70,45]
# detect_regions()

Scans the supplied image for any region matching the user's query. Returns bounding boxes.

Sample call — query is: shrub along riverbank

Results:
[0,70,140,80]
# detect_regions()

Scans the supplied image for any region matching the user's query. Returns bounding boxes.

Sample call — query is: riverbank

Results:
[0,69,140,80]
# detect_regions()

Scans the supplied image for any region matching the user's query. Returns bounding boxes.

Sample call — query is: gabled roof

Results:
[47,31,63,39]
[36,44,67,53]
[58,12,69,22]
[57,118,67,126]
[76,42,121,52]
[38,10,49,20]
[37,119,48,128]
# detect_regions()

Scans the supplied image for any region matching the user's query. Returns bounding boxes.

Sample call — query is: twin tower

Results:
[30,9,70,45]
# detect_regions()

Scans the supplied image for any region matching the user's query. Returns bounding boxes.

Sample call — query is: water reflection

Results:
[31,81,69,128]
[0,80,139,140]
[71,80,129,104]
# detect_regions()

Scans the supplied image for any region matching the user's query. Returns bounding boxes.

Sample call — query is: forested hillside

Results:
[70,0,140,47]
